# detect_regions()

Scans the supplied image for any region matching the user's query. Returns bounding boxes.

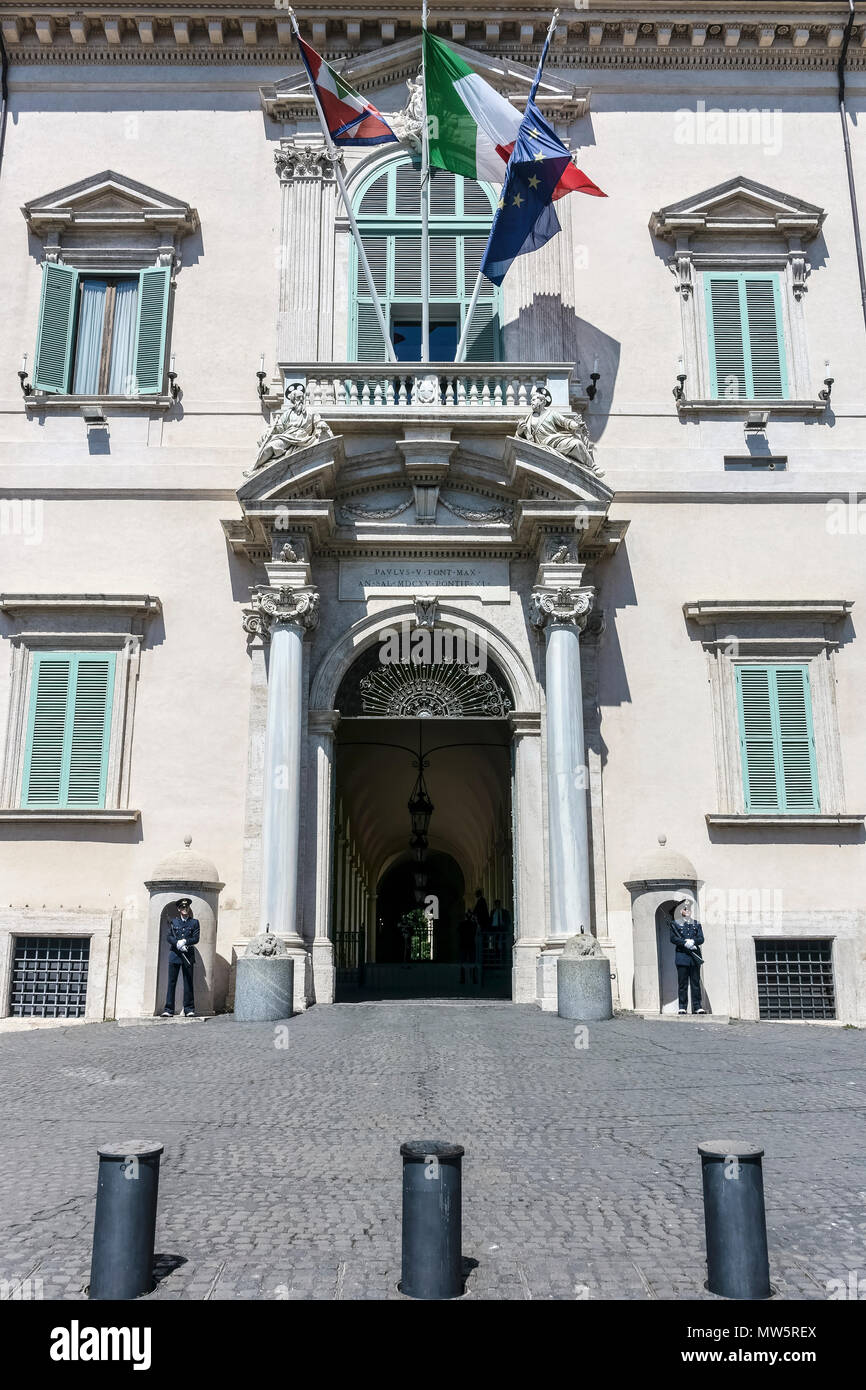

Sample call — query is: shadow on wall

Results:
[593,540,636,718]
[502,295,621,444]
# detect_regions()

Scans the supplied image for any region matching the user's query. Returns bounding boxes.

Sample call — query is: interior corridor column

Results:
[309,709,339,1003]
[509,711,545,1002]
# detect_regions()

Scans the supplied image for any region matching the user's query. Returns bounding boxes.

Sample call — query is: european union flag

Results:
[480,101,579,287]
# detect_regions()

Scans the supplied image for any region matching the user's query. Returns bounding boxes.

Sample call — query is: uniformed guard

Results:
[670,898,706,1015]
[161,898,200,1017]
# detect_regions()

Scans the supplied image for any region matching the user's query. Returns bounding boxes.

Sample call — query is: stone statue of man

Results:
[392,72,425,151]
[516,386,603,476]
[246,382,333,476]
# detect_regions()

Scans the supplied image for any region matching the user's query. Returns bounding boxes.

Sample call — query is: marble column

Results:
[275,141,340,363]
[243,585,319,1006]
[309,709,339,1004]
[529,586,595,942]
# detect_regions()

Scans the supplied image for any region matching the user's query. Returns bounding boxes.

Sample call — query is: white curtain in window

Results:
[71,279,106,394]
[108,279,140,395]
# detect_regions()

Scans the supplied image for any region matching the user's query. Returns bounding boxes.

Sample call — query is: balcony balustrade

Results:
[275,362,586,424]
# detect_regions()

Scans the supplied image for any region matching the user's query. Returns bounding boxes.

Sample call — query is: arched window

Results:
[350,155,501,363]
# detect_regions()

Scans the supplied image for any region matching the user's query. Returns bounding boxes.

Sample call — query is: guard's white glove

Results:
[685,938,695,949]
[177,939,187,950]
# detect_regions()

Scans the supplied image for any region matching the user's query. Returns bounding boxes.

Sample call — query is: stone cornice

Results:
[2,9,864,71]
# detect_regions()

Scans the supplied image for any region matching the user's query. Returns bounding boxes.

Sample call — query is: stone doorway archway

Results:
[332,714,513,999]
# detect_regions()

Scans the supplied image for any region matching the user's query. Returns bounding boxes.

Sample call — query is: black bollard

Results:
[89,1141,164,1300]
[400,1140,464,1300]
[698,1140,771,1300]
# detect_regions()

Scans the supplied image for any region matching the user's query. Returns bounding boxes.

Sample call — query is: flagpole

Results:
[287,8,396,363]
[420,0,431,363]
[454,9,560,365]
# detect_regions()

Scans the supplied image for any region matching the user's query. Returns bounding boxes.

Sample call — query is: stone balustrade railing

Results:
[277,363,583,416]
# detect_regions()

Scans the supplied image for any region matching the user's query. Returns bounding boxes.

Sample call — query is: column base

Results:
[513,941,543,1003]
[536,943,565,1011]
[311,939,335,1004]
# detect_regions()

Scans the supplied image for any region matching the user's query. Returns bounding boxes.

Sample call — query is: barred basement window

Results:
[755,939,835,1021]
[9,936,90,1018]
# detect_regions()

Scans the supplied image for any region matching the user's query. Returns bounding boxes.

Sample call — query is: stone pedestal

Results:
[234,956,294,1021]
[557,937,613,1021]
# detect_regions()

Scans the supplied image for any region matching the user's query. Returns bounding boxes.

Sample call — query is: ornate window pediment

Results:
[261,37,590,125]
[23,169,199,272]
[650,177,827,412]
[650,177,825,248]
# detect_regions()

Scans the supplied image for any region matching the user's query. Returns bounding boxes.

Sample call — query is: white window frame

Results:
[0,595,160,822]
[683,600,862,827]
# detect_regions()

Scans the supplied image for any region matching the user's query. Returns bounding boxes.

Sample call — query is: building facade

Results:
[1,1,864,1026]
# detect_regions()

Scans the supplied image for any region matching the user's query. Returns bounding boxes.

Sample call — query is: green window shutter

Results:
[22,653,115,809]
[429,235,457,297]
[705,272,787,400]
[393,236,422,296]
[736,664,819,814]
[22,656,72,805]
[706,275,746,400]
[395,162,422,214]
[67,657,115,806]
[133,265,170,395]
[429,171,456,215]
[350,157,502,362]
[33,262,79,393]
[744,276,786,399]
[356,303,388,362]
[359,234,388,295]
[774,666,819,811]
[358,170,388,216]
[465,301,498,362]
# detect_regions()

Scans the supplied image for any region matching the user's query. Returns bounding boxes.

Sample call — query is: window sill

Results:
[0,809,141,824]
[24,395,174,414]
[677,399,827,418]
[706,813,864,828]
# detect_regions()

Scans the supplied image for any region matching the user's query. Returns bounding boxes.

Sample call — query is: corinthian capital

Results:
[529,586,594,632]
[275,141,342,183]
[243,586,320,640]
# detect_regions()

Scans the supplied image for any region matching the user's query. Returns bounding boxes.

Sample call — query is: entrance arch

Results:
[309,602,540,715]
[306,604,545,1005]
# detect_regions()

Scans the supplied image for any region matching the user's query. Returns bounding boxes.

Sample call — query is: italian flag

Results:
[423,32,605,199]
[298,37,397,146]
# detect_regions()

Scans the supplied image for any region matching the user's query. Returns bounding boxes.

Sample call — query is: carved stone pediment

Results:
[261,36,590,124]
[24,169,199,236]
[650,177,825,243]
[23,169,199,270]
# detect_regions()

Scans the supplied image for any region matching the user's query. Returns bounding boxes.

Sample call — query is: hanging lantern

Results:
[408,769,434,838]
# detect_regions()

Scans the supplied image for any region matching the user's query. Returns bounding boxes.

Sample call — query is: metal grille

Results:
[755,939,835,1020]
[9,936,90,1018]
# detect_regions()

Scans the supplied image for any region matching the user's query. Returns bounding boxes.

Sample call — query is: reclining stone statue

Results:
[245,382,333,476]
[516,385,604,477]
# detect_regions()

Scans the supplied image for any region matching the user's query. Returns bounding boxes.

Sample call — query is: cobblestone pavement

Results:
[0,1005,864,1301]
